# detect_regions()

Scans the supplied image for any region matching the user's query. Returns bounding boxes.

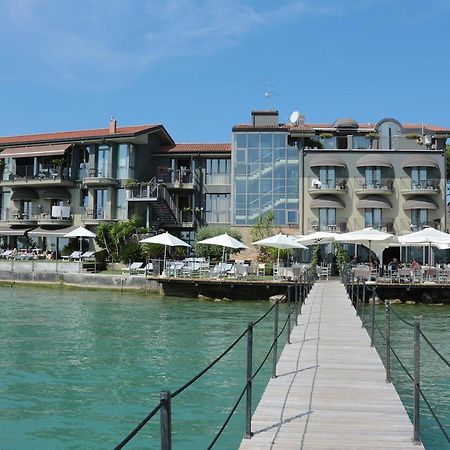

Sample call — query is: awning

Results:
[357,195,392,209]
[310,155,346,168]
[310,195,345,209]
[401,155,439,169]
[403,197,437,210]
[356,154,393,168]
[40,188,71,200]
[28,226,78,237]
[0,143,70,159]
[11,188,39,200]
[0,226,33,236]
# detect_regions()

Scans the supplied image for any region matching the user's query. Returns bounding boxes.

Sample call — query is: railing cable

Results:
[253,301,278,326]
[418,386,450,444]
[419,330,450,368]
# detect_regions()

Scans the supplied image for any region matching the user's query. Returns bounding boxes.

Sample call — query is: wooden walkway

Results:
[240,279,423,450]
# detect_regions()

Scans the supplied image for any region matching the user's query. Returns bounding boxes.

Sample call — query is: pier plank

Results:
[239,280,424,450]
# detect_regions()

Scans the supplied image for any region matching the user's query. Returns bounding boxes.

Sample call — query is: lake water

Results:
[0,285,448,449]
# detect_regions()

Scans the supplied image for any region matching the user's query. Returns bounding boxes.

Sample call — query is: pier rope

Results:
[115,277,312,448]
[418,386,450,444]
[419,330,450,368]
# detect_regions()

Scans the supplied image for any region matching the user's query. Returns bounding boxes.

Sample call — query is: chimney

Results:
[109,116,117,134]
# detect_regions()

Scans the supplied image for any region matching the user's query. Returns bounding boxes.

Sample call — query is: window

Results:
[97,145,110,177]
[411,167,428,189]
[116,189,127,220]
[94,189,107,219]
[117,144,128,179]
[365,166,381,188]
[319,208,336,231]
[80,189,89,208]
[411,209,428,230]
[205,159,231,184]
[365,208,382,228]
[205,194,230,223]
[319,167,336,189]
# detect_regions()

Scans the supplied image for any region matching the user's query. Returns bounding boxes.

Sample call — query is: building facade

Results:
[0,112,448,253]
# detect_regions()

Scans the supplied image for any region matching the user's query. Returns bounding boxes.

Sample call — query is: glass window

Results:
[205,194,230,224]
[235,134,247,149]
[116,189,127,220]
[97,145,110,177]
[94,189,107,219]
[287,210,298,224]
[205,159,230,184]
[353,136,371,149]
[117,144,128,179]
[273,134,286,148]
[80,189,89,208]
[411,167,428,189]
[319,167,336,189]
[247,134,259,148]
[319,208,336,231]
[365,166,381,187]
[365,208,382,228]
[411,209,428,229]
[260,134,272,149]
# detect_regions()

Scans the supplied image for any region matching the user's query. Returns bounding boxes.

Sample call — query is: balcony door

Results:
[411,209,428,230]
[319,208,336,231]
[365,166,381,188]
[411,167,427,189]
[94,189,107,219]
[365,208,382,229]
[319,167,336,189]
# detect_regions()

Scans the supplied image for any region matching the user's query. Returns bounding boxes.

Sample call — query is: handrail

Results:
[347,277,449,446]
[115,274,314,448]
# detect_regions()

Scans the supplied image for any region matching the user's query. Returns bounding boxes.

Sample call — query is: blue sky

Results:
[1,0,450,142]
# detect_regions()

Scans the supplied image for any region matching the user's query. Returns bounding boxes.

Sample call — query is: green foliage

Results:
[120,242,143,264]
[17,235,36,250]
[250,212,284,263]
[194,225,244,261]
[334,242,349,274]
[310,244,320,269]
[141,243,165,260]
[95,216,143,262]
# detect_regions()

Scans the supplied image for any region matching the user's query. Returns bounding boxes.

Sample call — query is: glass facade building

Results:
[233,132,299,225]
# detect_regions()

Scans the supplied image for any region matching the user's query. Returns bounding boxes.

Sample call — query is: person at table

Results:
[388,258,401,273]
[410,258,421,271]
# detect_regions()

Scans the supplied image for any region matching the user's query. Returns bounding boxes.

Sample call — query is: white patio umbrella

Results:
[398,227,450,265]
[297,231,337,245]
[252,233,307,274]
[140,231,191,270]
[197,233,248,268]
[335,227,395,271]
[64,226,96,255]
[64,226,97,270]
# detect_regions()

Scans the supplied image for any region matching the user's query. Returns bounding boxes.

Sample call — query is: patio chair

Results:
[122,262,144,275]
[257,263,266,276]
[80,251,96,260]
[62,251,82,261]
[1,250,13,258]
[136,262,154,276]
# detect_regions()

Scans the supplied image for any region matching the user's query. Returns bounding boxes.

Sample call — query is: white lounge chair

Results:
[62,251,82,261]
[136,262,153,276]
[122,262,144,275]
[80,251,96,260]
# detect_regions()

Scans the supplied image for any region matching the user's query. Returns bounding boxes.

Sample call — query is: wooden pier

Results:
[240,279,424,449]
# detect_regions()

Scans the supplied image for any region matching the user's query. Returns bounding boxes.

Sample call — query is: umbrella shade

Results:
[140,231,191,247]
[140,232,191,273]
[64,226,96,238]
[198,233,247,249]
[398,227,450,245]
[253,233,308,250]
[253,233,307,275]
[297,231,337,245]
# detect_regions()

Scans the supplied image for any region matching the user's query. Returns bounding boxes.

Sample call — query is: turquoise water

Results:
[371,303,450,450]
[0,286,282,449]
[1,286,448,449]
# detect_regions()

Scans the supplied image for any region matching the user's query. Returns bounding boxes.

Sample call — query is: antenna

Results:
[290,111,300,124]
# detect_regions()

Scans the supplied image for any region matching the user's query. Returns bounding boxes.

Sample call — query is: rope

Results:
[373,318,386,341]
[389,344,414,381]
[419,330,450,368]
[253,301,278,326]
[252,338,276,380]
[418,386,450,444]
[207,385,247,449]
[171,328,248,399]
[389,306,415,327]
[114,403,161,450]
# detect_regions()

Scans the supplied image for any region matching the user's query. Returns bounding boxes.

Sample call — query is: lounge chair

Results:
[122,262,144,275]
[62,251,82,261]
[80,251,96,260]
[1,250,13,259]
[136,262,153,276]
[210,262,234,277]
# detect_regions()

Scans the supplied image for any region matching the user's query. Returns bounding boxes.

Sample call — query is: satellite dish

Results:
[290,111,300,124]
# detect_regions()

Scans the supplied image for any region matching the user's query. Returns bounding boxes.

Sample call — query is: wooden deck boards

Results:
[239,280,423,450]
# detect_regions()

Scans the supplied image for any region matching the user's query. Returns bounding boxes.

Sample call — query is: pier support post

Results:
[287,287,291,345]
[272,301,279,378]
[160,391,172,450]
[370,288,376,347]
[413,321,421,444]
[385,300,391,383]
[245,322,254,439]
[361,281,366,328]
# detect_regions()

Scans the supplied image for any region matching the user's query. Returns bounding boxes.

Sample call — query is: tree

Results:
[194,225,244,261]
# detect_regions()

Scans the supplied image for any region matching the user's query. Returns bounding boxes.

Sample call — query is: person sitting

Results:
[388,258,400,274]
[410,258,421,271]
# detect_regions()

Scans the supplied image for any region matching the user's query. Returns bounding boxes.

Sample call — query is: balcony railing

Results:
[354,219,394,233]
[308,219,347,233]
[308,178,347,193]
[3,164,69,181]
[354,178,394,193]
[400,178,440,193]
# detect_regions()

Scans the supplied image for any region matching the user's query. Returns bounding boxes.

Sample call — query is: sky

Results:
[1,0,450,143]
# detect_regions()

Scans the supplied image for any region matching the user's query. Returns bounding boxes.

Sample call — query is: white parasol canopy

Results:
[140,231,191,270]
[197,233,247,268]
[252,233,307,274]
[335,227,395,270]
[297,231,337,245]
[64,226,97,266]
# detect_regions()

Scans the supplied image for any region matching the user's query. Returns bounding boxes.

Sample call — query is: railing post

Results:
[160,391,172,450]
[385,300,391,383]
[356,276,360,315]
[361,281,366,328]
[370,288,376,347]
[413,320,421,444]
[245,322,253,439]
[294,280,299,326]
[272,301,279,378]
[351,273,354,306]
[287,287,291,345]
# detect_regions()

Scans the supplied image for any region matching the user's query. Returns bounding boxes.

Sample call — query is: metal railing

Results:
[114,272,315,449]
[343,270,450,446]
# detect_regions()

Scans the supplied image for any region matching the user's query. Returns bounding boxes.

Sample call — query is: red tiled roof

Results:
[0,124,161,146]
[403,123,450,132]
[158,143,231,153]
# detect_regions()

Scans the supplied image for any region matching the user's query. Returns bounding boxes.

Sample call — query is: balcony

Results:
[354,178,394,195]
[308,219,347,233]
[354,219,394,233]
[157,169,197,191]
[400,219,442,234]
[400,178,440,196]
[82,209,113,225]
[81,169,118,187]
[308,178,347,196]
[1,164,74,187]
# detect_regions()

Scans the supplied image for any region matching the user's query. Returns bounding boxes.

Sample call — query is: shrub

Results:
[194,225,244,261]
